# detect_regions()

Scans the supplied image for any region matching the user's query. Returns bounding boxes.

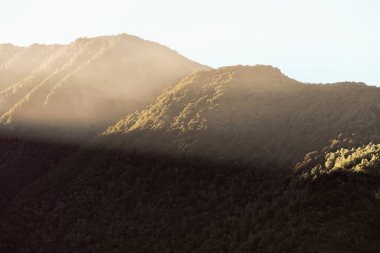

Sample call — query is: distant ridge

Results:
[105,65,380,167]
[2,36,380,253]
[0,43,61,91]
[0,34,209,141]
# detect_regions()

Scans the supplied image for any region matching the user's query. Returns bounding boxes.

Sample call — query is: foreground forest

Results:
[2,134,380,252]
[1,35,380,252]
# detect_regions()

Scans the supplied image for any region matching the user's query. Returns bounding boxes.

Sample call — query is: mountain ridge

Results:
[0,34,209,141]
[2,35,380,252]
[104,65,380,168]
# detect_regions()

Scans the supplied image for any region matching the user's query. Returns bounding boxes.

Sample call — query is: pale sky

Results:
[1,0,379,85]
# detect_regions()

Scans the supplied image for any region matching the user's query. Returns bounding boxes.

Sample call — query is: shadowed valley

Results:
[1,35,380,252]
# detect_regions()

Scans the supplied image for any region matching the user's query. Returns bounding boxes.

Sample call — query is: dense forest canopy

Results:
[105,65,380,168]
[1,35,380,252]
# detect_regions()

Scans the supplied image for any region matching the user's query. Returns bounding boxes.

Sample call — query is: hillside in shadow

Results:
[105,65,380,168]
[2,36,380,252]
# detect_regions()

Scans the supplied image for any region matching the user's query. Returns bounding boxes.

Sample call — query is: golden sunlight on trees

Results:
[0,35,208,142]
[105,65,380,168]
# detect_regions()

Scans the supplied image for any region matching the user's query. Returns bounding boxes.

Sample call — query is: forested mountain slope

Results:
[2,37,380,252]
[0,43,61,91]
[105,65,380,168]
[0,35,209,248]
[2,134,380,252]
[0,35,208,141]
[0,44,21,66]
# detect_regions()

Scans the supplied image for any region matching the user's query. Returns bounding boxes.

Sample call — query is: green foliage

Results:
[106,66,380,168]
[296,134,380,178]
[1,142,380,252]
[2,41,380,252]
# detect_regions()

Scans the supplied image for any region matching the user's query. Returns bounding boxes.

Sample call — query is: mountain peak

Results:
[106,65,301,133]
[185,65,297,89]
[218,64,282,73]
[105,66,380,167]
[0,34,209,141]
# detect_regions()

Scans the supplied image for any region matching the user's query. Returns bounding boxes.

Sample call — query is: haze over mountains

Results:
[1,34,380,252]
[0,43,61,91]
[0,34,207,141]
[105,65,380,167]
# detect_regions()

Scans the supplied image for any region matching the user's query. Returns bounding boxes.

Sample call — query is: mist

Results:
[0,34,208,142]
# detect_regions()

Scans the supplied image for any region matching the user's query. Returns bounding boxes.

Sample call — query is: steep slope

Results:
[0,44,22,66]
[105,65,380,167]
[0,43,61,91]
[2,63,380,252]
[0,34,208,141]
[0,34,208,243]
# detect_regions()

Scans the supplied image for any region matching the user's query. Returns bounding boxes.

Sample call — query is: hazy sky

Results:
[1,0,379,85]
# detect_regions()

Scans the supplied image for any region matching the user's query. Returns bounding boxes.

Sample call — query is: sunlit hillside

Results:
[2,35,380,253]
[0,43,61,91]
[0,34,208,141]
[105,65,380,168]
